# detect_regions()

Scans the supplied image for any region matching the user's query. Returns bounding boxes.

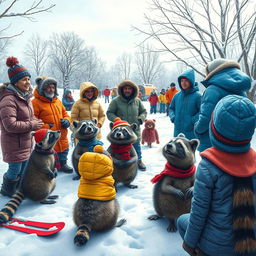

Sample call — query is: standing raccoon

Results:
[73,145,125,246]
[0,129,60,223]
[148,133,199,232]
[107,118,138,189]
[72,120,104,180]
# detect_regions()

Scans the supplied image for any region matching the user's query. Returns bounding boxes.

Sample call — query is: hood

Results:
[35,76,58,98]
[201,67,251,93]
[118,80,138,100]
[178,69,199,94]
[33,88,58,103]
[79,82,98,101]
[63,88,72,98]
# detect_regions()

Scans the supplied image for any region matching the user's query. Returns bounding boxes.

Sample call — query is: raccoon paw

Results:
[125,184,138,189]
[148,214,161,221]
[74,234,88,247]
[167,220,177,232]
[115,218,127,227]
[72,175,80,180]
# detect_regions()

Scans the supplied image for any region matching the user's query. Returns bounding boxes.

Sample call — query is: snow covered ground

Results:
[0,89,255,256]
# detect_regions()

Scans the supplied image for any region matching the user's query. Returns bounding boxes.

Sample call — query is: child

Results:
[165,83,178,116]
[148,90,158,114]
[169,69,201,140]
[177,95,256,256]
[158,88,167,113]
[71,82,105,139]
[62,89,75,111]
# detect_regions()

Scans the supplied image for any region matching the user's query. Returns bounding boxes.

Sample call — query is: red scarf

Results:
[110,144,132,160]
[151,162,196,183]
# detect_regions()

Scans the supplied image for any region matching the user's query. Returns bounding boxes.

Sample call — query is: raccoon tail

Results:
[233,176,256,256]
[74,224,91,247]
[0,191,24,223]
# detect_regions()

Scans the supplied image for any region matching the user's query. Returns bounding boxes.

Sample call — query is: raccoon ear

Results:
[93,119,97,125]
[177,133,185,138]
[153,119,156,122]
[73,121,78,128]
[130,123,138,131]
[110,122,114,129]
[189,139,200,152]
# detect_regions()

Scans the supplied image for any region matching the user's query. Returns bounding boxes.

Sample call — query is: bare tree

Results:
[116,53,132,80]
[133,0,256,101]
[0,0,55,39]
[134,43,163,84]
[23,33,48,76]
[48,32,87,89]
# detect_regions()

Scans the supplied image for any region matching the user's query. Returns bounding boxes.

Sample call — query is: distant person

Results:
[111,88,118,100]
[62,88,75,111]
[194,58,252,152]
[106,80,147,171]
[158,88,167,113]
[71,82,105,139]
[169,69,201,140]
[148,89,159,114]
[177,95,256,256]
[103,86,111,103]
[0,57,43,196]
[165,83,178,116]
[32,76,73,173]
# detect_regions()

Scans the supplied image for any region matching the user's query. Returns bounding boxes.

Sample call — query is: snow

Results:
[0,89,255,256]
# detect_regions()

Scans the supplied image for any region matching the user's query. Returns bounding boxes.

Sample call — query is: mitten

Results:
[60,119,70,128]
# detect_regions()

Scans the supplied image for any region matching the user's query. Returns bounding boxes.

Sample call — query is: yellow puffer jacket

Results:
[71,82,105,139]
[158,93,167,104]
[78,148,115,201]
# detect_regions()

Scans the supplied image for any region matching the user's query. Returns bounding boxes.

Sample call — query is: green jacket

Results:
[106,80,147,140]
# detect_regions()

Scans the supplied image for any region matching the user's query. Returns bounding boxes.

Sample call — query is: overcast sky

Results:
[4,0,149,66]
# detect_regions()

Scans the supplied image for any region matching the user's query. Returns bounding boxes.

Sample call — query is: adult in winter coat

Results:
[106,80,147,171]
[70,82,105,140]
[32,76,73,173]
[62,89,75,111]
[103,87,111,103]
[169,69,201,140]
[0,57,43,197]
[177,95,256,256]
[158,89,167,113]
[148,90,159,114]
[165,83,178,116]
[194,59,251,152]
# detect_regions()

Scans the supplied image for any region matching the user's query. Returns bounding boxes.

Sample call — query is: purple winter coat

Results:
[0,84,39,163]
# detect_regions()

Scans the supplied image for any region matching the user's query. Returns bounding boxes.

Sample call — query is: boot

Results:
[59,160,73,173]
[138,160,146,171]
[0,173,20,197]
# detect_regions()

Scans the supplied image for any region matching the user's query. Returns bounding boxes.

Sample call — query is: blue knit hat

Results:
[209,95,256,153]
[6,57,31,84]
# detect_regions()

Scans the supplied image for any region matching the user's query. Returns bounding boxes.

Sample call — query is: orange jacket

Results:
[165,87,178,103]
[32,89,71,153]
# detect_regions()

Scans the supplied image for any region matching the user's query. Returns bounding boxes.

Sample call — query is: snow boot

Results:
[0,173,20,197]
[138,160,146,171]
[59,160,73,173]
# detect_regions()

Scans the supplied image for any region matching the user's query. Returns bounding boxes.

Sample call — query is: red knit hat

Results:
[112,117,130,130]
[34,129,48,143]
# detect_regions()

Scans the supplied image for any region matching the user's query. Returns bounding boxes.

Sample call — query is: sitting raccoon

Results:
[148,133,199,232]
[107,118,138,189]
[73,145,125,246]
[72,120,104,180]
[0,129,60,223]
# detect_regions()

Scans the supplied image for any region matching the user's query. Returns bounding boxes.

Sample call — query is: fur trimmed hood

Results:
[118,80,139,100]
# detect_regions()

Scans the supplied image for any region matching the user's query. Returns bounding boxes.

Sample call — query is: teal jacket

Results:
[106,80,147,140]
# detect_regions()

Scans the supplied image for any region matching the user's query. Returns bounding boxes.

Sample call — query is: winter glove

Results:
[60,119,70,128]
[137,118,143,125]
[169,187,184,200]
[182,242,197,256]
[49,123,54,128]
[97,123,102,128]
[184,187,194,199]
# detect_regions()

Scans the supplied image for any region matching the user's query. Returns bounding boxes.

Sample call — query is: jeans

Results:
[132,141,142,160]
[177,213,190,239]
[105,96,110,103]
[6,160,28,180]
[150,105,157,114]
[159,103,166,113]
[57,148,69,161]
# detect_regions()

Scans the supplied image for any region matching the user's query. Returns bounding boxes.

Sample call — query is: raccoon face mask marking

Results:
[36,130,61,150]
[73,120,99,140]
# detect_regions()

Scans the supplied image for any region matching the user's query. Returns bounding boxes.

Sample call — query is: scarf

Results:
[110,143,132,160]
[78,138,104,152]
[34,145,61,169]
[151,162,196,183]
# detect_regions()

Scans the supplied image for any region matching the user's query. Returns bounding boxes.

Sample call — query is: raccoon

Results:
[73,145,125,246]
[148,133,199,232]
[107,120,138,189]
[72,120,105,180]
[0,129,61,224]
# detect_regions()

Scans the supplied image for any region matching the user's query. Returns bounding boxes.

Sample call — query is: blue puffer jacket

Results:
[194,67,251,151]
[184,157,256,256]
[169,69,201,140]
[62,89,75,111]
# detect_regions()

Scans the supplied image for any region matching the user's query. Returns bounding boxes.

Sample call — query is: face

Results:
[180,79,191,90]
[15,76,31,92]
[44,84,55,98]
[123,85,133,97]
[83,88,95,99]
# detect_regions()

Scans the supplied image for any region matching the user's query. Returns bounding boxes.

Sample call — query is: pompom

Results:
[6,56,19,67]
[114,117,121,122]
[93,145,104,153]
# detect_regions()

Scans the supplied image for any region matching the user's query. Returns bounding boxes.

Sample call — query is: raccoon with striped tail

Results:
[0,129,61,224]
[73,145,125,246]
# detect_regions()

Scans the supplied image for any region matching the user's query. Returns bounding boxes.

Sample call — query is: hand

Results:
[182,242,197,256]
[97,123,102,128]
[184,187,194,199]
[35,119,44,130]
[60,119,70,128]
[136,117,143,125]
[49,123,54,128]
[170,187,184,199]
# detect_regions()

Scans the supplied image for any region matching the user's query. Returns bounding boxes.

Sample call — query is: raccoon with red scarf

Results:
[148,133,199,232]
[107,118,138,189]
